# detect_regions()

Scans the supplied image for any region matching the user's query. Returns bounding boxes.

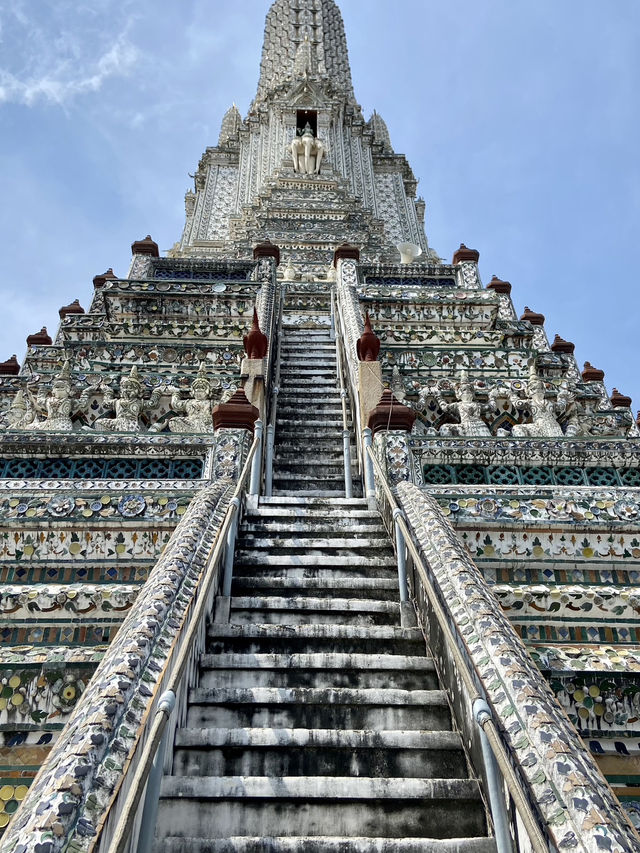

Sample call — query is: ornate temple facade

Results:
[1,1,640,851]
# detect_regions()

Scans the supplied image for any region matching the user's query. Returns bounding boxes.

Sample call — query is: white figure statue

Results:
[5,390,34,430]
[166,363,218,433]
[290,123,325,175]
[93,366,161,432]
[510,363,566,438]
[27,361,89,432]
[433,372,493,437]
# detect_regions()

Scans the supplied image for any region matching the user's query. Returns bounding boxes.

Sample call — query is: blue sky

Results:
[1,0,639,406]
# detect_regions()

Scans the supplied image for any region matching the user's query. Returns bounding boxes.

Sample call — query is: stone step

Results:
[172,727,467,779]
[276,403,343,413]
[236,537,392,552]
[230,565,398,581]
[187,687,450,732]
[231,576,399,600]
[156,776,487,840]
[207,624,423,657]
[241,522,386,536]
[272,488,356,498]
[158,837,497,853]
[257,496,369,507]
[271,482,351,495]
[276,422,342,430]
[228,596,398,627]
[280,370,334,377]
[276,386,341,395]
[272,467,350,480]
[273,454,351,467]
[281,342,336,354]
[198,652,437,690]
[248,505,377,518]
[233,550,395,565]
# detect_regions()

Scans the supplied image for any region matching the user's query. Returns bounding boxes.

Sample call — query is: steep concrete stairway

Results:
[154,313,495,851]
[273,324,360,496]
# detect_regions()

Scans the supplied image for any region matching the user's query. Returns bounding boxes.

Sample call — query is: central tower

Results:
[177,0,435,269]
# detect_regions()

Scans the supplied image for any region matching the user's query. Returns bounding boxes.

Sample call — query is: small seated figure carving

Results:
[5,390,33,430]
[290,123,325,175]
[166,363,218,434]
[510,363,566,438]
[93,366,160,432]
[433,372,492,437]
[27,361,89,432]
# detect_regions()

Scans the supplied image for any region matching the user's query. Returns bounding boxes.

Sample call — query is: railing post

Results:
[362,429,375,502]
[136,691,176,853]
[392,508,408,603]
[342,426,353,499]
[330,287,336,341]
[222,496,242,597]
[249,419,264,496]
[265,416,276,497]
[473,699,514,853]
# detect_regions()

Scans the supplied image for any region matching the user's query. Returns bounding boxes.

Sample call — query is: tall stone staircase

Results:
[154,314,496,851]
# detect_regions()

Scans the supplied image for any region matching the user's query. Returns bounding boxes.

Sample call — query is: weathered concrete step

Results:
[273,457,352,470]
[277,406,342,416]
[199,653,437,689]
[272,489,356,498]
[207,623,423,656]
[231,576,399,599]
[248,505,378,518]
[275,419,342,428]
[233,552,396,566]
[276,386,341,395]
[241,522,386,536]
[231,565,398,581]
[281,343,336,349]
[281,357,337,365]
[236,537,392,551]
[272,476,350,489]
[158,837,497,853]
[273,454,352,464]
[258,496,369,507]
[229,596,398,627]
[172,728,467,778]
[157,776,486,840]
[273,466,350,478]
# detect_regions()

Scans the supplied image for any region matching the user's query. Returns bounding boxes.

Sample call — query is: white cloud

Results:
[0,1,140,106]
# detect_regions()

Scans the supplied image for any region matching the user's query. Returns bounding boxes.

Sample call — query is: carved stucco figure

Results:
[435,372,493,437]
[510,364,566,438]
[166,363,219,434]
[93,366,161,432]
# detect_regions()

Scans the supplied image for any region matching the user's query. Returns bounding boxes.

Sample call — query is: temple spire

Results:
[255,0,355,104]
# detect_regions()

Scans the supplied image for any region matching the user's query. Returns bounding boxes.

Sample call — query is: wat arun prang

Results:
[1,0,640,849]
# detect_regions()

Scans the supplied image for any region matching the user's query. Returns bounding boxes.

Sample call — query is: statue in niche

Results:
[432,372,493,437]
[165,363,219,434]
[510,363,567,438]
[93,366,161,432]
[26,361,89,432]
[290,123,325,175]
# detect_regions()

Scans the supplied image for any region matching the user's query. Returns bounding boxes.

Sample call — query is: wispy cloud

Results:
[0,1,139,106]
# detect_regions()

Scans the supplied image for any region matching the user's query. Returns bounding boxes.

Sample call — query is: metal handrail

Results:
[334,325,353,498]
[332,290,363,476]
[365,443,548,853]
[265,282,285,497]
[108,431,261,853]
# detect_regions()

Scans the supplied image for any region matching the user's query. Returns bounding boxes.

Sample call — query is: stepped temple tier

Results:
[1,1,640,851]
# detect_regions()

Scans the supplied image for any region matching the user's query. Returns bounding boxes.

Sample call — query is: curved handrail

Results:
[107,431,261,853]
[365,443,548,853]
